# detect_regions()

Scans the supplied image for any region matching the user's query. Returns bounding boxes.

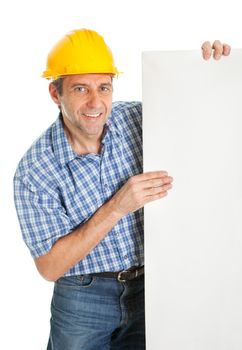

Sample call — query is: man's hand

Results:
[34,171,173,281]
[201,40,231,60]
[110,171,173,217]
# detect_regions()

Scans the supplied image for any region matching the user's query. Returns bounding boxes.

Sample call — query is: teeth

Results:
[84,113,101,118]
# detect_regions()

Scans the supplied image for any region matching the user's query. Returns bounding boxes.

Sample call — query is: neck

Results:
[64,124,104,155]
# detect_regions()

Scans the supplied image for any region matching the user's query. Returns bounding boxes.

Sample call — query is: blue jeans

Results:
[47,274,145,349]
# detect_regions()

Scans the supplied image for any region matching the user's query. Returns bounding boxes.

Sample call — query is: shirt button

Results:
[104,183,109,189]
[123,255,129,260]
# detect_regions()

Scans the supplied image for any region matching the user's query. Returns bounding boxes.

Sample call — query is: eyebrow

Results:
[71,82,113,88]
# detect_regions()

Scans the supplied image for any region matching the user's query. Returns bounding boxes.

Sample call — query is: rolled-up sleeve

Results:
[14,176,72,258]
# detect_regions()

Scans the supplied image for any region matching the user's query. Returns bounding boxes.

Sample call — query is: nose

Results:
[86,90,102,110]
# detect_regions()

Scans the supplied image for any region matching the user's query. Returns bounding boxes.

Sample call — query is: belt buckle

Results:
[117,269,128,282]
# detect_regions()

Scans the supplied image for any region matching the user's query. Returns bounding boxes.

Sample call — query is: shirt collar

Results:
[105,109,122,141]
[52,109,122,167]
[52,114,77,167]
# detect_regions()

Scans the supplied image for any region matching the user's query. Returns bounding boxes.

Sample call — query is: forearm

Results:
[35,198,122,282]
[35,170,173,282]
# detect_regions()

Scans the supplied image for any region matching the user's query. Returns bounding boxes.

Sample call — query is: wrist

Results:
[106,197,125,221]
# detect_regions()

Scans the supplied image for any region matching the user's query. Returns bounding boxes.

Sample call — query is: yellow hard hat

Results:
[42,29,120,80]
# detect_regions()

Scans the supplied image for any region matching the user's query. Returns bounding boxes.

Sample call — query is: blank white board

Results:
[143,50,242,350]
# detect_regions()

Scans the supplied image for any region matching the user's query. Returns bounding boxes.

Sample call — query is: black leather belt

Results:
[90,266,144,282]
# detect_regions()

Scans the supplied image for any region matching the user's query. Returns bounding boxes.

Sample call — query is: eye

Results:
[100,85,112,94]
[74,86,87,93]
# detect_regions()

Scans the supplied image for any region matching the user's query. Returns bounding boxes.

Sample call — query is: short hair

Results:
[52,77,64,95]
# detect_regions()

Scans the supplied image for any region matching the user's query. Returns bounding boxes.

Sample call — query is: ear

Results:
[49,83,61,106]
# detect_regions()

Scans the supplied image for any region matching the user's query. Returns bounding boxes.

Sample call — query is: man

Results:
[13,29,231,349]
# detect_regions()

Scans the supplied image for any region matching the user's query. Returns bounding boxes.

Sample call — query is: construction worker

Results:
[13,29,231,349]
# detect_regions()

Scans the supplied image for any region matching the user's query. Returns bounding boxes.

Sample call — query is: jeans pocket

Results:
[76,274,96,288]
[55,275,95,289]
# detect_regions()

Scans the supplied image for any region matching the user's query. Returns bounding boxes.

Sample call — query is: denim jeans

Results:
[47,273,145,349]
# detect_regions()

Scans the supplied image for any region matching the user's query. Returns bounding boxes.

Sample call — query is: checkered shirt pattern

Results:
[13,101,144,276]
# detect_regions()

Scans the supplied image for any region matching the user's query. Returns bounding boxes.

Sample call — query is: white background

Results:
[1,0,242,348]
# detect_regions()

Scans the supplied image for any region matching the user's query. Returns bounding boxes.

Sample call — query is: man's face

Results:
[50,74,113,141]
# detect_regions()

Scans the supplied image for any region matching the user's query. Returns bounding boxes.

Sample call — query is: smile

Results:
[83,113,102,118]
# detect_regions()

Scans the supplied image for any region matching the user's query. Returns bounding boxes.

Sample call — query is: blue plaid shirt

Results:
[14,101,144,276]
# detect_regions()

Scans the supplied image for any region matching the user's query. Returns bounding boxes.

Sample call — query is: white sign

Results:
[143,50,242,350]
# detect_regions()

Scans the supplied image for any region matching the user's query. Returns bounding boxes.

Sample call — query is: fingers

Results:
[134,171,173,189]
[144,176,173,189]
[134,170,168,182]
[142,174,173,203]
[201,41,212,60]
[145,179,172,196]
[110,171,174,217]
[127,171,173,201]
[201,40,231,60]
[145,182,173,196]
[146,190,169,202]
[222,43,231,56]
[132,172,173,194]
[143,183,173,206]
[212,40,224,59]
